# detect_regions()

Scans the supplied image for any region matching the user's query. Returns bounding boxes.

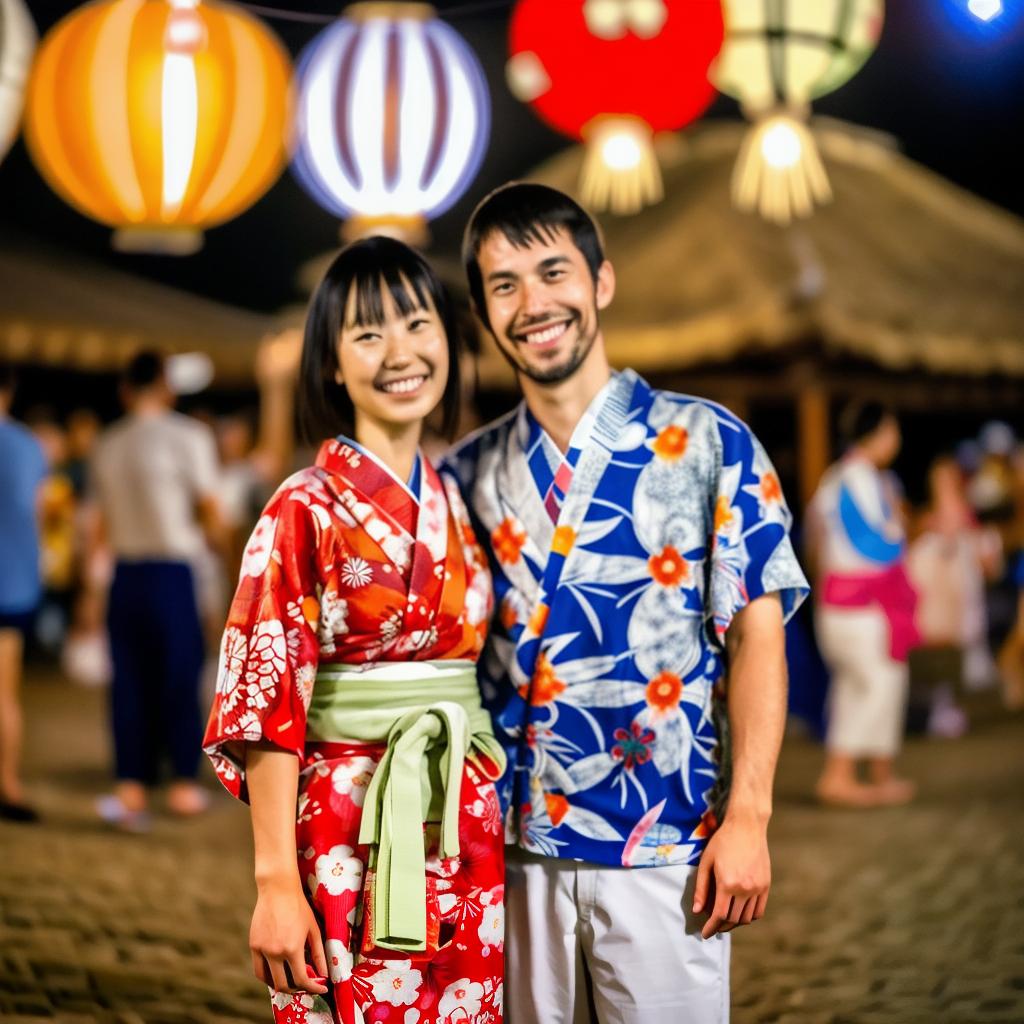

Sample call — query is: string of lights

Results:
[236,0,513,24]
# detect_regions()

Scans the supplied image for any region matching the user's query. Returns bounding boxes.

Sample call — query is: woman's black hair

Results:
[840,399,895,446]
[298,236,462,444]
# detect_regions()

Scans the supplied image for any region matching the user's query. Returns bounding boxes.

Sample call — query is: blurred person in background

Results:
[808,402,919,807]
[907,456,1002,737]
[997,444,1024,709]
[25,409,77,655]
[61,408,112,689]
[0,363,48,823]
[89,351,225,830]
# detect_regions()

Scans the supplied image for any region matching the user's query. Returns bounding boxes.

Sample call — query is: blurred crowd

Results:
[1,350,1023,825]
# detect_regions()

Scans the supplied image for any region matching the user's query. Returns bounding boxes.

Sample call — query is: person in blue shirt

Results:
[0,362,48,823]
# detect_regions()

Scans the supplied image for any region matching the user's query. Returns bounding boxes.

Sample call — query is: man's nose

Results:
[519,277,549,319]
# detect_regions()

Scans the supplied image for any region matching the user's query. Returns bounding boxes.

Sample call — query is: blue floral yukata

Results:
[442,370,809,869]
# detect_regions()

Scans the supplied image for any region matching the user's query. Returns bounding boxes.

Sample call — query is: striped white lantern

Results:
[292,2,490,240]
[0,0,36,165]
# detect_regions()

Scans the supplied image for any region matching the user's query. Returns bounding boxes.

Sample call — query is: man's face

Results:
[476,227,614,385]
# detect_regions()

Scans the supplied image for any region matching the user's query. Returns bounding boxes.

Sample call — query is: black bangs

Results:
[348,264,432,328]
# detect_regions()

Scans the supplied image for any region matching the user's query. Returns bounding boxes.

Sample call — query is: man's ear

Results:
[595,259,616,311]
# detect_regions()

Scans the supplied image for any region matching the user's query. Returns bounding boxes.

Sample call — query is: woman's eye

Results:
[354,332,380,343]
[492,283,512,295]
[408,318,428,331]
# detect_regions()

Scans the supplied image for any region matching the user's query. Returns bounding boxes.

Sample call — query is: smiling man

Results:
[442,183,810,1024]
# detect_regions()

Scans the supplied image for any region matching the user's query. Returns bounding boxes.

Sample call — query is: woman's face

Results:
[335,281,449,436]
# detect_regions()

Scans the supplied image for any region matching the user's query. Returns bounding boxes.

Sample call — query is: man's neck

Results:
[130,393,169,417]
[519,339,612,453]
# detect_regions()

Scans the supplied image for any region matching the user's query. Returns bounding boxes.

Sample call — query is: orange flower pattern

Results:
[653,424,688,461]
[491,517,526,565]
[648,545,689,586]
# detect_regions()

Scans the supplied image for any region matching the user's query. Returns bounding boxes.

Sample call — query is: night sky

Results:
[3,0,1023,316]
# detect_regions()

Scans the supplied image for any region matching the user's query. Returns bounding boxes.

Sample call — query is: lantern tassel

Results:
[580,115,663,216]
[732,113,831,225]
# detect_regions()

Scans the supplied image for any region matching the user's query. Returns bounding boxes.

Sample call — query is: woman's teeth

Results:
[380,375,426,394]
[524,322,567,345]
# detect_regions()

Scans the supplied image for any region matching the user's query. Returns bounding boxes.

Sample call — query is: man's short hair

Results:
[462,182,605,329]
[840,400,895,445]
[122,351,166,390]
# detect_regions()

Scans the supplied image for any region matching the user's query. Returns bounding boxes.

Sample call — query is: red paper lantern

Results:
[508,0,724,213]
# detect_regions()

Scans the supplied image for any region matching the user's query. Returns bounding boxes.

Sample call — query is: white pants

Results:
[817,605,909,757]
[505,848,730,1024]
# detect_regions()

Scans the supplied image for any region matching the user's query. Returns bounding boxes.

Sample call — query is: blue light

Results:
[968,0,1002,20]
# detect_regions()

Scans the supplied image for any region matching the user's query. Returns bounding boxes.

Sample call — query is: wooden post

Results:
[797,383,830,510]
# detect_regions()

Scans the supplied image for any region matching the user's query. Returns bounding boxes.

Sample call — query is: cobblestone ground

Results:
[1,671,1022,1024]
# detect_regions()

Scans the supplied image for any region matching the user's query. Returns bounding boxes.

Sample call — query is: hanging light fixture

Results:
[507,0,724,215]
[25,0,292,255]
[0,0,36,166]
[713,0,884,224]
[291,2,490,245]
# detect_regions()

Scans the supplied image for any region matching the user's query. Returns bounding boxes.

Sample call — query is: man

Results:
[91,351,224,829]
[0,362,48,823]
[443,183,809,1023]
[808,401,918,807]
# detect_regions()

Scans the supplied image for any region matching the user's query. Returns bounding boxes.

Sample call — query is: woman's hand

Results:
[250,874,329,996]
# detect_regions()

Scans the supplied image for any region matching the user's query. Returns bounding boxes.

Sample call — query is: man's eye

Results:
[545,269,564,280]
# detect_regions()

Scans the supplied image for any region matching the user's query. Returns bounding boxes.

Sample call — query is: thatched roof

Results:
[476,118,1024,388]
[0,235,277,384]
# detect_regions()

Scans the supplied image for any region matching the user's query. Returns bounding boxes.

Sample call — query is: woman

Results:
[204,238,504,1024]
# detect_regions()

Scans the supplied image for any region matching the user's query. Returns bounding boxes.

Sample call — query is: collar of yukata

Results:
[518,370,621,467]
[318,434,422,500]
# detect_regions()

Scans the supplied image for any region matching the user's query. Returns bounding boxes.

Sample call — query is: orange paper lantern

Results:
[25,0,292,254]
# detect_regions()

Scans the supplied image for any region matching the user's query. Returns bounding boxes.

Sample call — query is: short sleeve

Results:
[708,412,809,644]
[187,421,220,501]
[203,489,322,801]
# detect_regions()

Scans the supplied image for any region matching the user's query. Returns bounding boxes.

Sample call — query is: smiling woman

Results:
[204,232,505,1024]
[298,236,463,447]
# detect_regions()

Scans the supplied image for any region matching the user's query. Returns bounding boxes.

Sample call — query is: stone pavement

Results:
[1,671,1022,1024]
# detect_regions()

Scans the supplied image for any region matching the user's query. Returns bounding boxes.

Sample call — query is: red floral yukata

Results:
[204,439,504,1024]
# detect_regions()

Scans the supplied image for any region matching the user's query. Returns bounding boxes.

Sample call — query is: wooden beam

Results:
[797,384,830,510]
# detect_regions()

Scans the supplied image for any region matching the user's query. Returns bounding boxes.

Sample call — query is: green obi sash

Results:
[306,660,504,954]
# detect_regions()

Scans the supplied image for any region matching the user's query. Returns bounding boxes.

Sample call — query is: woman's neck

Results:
[353,415,421,484]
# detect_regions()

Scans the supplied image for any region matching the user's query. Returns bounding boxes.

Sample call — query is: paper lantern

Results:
[0,0,36,165]
[508,0,724,215]
[713,0,884,224]
[292,2,490,244]
[25,0,292,255]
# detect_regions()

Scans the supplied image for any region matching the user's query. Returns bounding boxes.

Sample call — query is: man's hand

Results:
[693,814,771,939]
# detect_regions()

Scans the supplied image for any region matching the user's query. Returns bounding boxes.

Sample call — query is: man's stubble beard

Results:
[495,306,599,386]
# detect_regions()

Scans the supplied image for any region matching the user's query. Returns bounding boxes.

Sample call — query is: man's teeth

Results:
[380,375,426,394]
[524,323,567,345]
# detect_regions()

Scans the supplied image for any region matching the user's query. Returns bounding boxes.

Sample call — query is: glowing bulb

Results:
[602,131,642,171]
[165,9,206,53]
[968,0,1002,21]
[761,120,802,169]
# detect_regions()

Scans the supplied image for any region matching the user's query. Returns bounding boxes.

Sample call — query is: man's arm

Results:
[693,591,787,939]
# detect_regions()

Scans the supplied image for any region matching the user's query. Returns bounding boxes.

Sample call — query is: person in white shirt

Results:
[90,352,225,829]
